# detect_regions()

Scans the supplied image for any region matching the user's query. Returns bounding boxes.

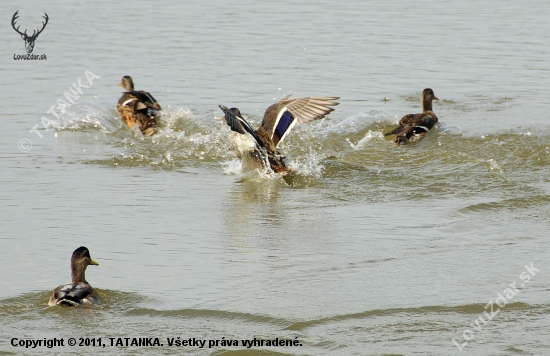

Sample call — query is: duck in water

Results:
[117,76,161,136]
[385,88,439,145]
[219,95,339,175]
[49,247,100,306]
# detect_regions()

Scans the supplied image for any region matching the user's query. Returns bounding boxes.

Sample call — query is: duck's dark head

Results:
[71,246,98,284]
[422,88,438,112]
[117,76,134,92]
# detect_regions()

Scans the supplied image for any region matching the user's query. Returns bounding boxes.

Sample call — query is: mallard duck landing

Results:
[48,247,100,306]
[117,76,161,136]
[385,88,439,145]
[219,95,339,175]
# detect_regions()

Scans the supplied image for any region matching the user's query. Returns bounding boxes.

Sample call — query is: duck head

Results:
[117,76,134,92]
[71,246,98,284]
[422,88,438,112]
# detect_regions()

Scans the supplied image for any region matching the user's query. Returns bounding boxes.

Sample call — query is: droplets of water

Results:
[487,158,503,172]
[288,151,326,177]
[347,130,385,150]
[48,102,116,133]
[221,158,242,175]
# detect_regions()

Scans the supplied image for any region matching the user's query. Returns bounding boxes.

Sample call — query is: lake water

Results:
[1,0,549,354]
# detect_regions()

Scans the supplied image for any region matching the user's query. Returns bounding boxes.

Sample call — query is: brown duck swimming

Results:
[48,247,100,306]
[385,88,439,145]
[219,95,339,175]
[117,76,161,136]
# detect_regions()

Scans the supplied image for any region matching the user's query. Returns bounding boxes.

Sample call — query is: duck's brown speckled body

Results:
[117,76,161,136]
[219,95,339,175]
[385,88,439,145]
[49,247,100,307]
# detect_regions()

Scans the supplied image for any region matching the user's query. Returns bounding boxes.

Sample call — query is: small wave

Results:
[437,122,463,135]
[318,110,392,137]
[347,130,385,149]
[0,289,159,313]
[285,302,546,331]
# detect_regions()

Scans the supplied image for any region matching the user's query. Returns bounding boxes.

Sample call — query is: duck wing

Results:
[132,90,161,111]
[411,114,437,131]
[398,113,418,126]
[118,91,161,111]
[386,112,438,137]
[49,284,98,306]
[260,95,339,149]
[398,112,437,128]
[219,105,265,149]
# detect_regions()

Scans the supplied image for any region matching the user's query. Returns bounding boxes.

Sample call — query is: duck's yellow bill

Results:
[90,259,99,266]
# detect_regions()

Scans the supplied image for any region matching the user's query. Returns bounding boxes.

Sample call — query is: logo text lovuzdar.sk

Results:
[12,10,48,60]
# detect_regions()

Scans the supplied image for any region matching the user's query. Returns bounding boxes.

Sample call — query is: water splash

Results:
[221,159,242,175]
[49,102,120,133]
[48,100,550,198]
[348,130,385,150]
[438,122,463,135]
[288,151,326,177]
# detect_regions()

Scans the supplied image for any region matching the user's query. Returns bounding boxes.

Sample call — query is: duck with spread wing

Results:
[219,95,339,175]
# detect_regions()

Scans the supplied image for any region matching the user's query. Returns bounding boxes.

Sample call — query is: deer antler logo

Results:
[12,10,49,54]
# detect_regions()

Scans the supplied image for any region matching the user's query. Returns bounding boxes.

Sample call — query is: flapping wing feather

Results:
[286,97,340,125]
[261,96,339,148]
[271,110,296,147]
[219,105,264,149]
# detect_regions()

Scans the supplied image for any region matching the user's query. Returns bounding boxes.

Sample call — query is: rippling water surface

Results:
[1,0,549,355]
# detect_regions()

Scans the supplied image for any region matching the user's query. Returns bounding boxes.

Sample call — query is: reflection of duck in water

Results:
[385,88,439,145]
[49,247,100,306]
[117,76,161,136]
[219,95,339,175]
